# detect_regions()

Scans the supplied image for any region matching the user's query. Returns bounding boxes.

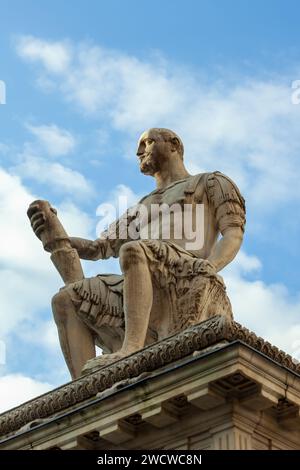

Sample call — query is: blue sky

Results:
[1,0,300,412]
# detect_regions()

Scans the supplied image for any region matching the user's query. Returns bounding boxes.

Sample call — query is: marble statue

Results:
[27,128,246,379]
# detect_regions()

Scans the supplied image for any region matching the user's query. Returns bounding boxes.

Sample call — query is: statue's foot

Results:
[81,351,128,375]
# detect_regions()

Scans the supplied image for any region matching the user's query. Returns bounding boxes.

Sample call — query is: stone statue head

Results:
[137,128,184,175]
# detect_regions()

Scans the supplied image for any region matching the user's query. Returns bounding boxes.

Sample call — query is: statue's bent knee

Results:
[119,241,146,271]
[51,287,74,324]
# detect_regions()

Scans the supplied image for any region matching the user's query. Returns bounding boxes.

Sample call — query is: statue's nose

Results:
[136,145,143,157]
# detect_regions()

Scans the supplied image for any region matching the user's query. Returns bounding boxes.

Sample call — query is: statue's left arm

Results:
[208,226,244,272]
[206,172,246,272]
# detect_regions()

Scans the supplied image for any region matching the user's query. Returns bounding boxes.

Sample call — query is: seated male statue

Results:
[27,128,246,379]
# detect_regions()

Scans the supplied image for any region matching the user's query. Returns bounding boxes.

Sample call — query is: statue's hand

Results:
[27,201,57,240]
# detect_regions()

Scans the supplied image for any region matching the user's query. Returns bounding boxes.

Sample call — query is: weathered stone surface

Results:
[1,331,300,450]
[0,315,299,441]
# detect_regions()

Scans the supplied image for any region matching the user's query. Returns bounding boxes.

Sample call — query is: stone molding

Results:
[0,315,299,437]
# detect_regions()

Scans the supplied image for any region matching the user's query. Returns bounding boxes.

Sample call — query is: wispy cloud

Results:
[15,36,300,213]
[15,153,93,197]
[26,123,76,157]
[15,35,72,73]
[8,123,94,198]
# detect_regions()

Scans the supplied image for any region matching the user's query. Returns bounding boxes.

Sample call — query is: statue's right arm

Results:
[69,237,114,261]
[27,201,129,260]
[71,206,139,260]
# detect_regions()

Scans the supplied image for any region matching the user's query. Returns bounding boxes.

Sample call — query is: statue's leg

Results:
[82,241,153,373]
[120,241,153,354]
[50,240,97,379]
[52,287,96,379]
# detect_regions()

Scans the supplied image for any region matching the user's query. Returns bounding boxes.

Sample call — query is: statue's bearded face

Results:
[137,131,168,176]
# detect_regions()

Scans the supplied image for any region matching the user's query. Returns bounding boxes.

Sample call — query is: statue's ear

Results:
[170,137,180,152]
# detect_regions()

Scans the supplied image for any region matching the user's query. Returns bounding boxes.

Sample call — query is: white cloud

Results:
[102,183,142,210]
[17,319,60,352]
[0,166,94,339]
[0,168,47,271]
[224,252,300,361]
[0,374,53,413]
[16,35,72,73]
[0,167,92,273]
[10,123,93,198]
[14,153,93,197]
[226,250,262,276]
[0,268,56,336]
[58,200,94,237]
[26,123,76,157]
[15,35,300,212]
